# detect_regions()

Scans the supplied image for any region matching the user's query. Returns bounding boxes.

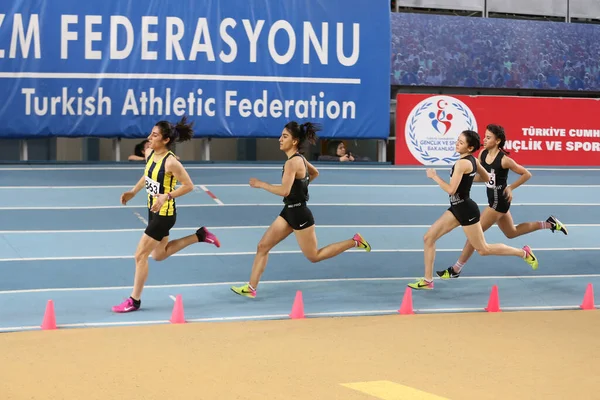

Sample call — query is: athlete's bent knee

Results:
[305,254,319,263]
[257,240,273,254]
[134,250,150,265]
[423,232,436,246]
[504,230,517,239]
[475,245,491,256]
[152,251,167,262]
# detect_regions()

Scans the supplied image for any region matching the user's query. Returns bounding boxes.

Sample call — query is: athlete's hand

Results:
[249,178,263,188]
[150,194,168,213]
[426,168,437,179]
[120,191,135,205]
[504,186,513,202]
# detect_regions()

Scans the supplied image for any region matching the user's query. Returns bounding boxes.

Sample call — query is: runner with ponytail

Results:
[231,121,372,298]
[112,116,220,313]
[437,124,568,280]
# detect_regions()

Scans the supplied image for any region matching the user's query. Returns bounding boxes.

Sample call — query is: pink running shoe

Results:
[352,233,371,252]
[112,297,140,313]
[197,227,221,248]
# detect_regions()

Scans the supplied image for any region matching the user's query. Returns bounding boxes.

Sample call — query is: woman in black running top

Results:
[408,130,539,291]
[439,124,568,279]
[231,121,372,298]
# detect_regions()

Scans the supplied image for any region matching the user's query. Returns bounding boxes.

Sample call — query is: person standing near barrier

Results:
[408,130,539,290]
[230,121,372,298]
[112,116,221,313]
[437,124,567,279]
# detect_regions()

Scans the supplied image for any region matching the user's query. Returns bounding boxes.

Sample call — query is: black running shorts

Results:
[448,198,480,226]
[145,210,176,241]
[279,202,315,230]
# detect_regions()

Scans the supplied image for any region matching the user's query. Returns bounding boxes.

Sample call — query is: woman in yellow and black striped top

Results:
[112,116,221,314]
[144,147,178,217]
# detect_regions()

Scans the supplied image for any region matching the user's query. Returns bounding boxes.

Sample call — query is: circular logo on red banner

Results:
[405,96,478,165]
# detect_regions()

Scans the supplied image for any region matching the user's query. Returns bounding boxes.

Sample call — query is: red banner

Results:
[395,93,600,166]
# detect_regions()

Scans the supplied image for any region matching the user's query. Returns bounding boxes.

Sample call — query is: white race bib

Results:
[145,176,160,196]
[486,170,496,189]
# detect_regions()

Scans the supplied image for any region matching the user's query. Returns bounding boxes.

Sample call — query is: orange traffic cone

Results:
[289,290,305,319]
[398,287,415,315]
[41,300,57,330]
[485,285,501,313]
[581,283,595,310]
[170,295,186,324]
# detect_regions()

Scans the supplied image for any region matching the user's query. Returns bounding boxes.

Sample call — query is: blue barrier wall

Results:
[0,0,391,139]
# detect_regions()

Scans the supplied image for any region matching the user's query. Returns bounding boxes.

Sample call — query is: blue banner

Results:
[0,0,390,139]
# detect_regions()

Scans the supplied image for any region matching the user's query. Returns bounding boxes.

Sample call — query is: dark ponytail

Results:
[155,116,194,148]
[486,123,509,155]
[284,121,322,150]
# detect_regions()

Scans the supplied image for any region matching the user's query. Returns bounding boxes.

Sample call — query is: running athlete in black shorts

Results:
[278,152,315,230]
[408,130,539,291]
[230,121,371,299]
[438,124,568,280]
[446,153,481,227]
[112,116,221,313]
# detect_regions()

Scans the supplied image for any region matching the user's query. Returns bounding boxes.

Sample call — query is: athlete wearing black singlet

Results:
[279,153,315,230]
[447,154,480,226]
[480,149,510,213]
[409,129,540,291]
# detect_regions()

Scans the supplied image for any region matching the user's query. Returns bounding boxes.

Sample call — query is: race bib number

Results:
[145,176,160,196]
[486,171,496,189]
